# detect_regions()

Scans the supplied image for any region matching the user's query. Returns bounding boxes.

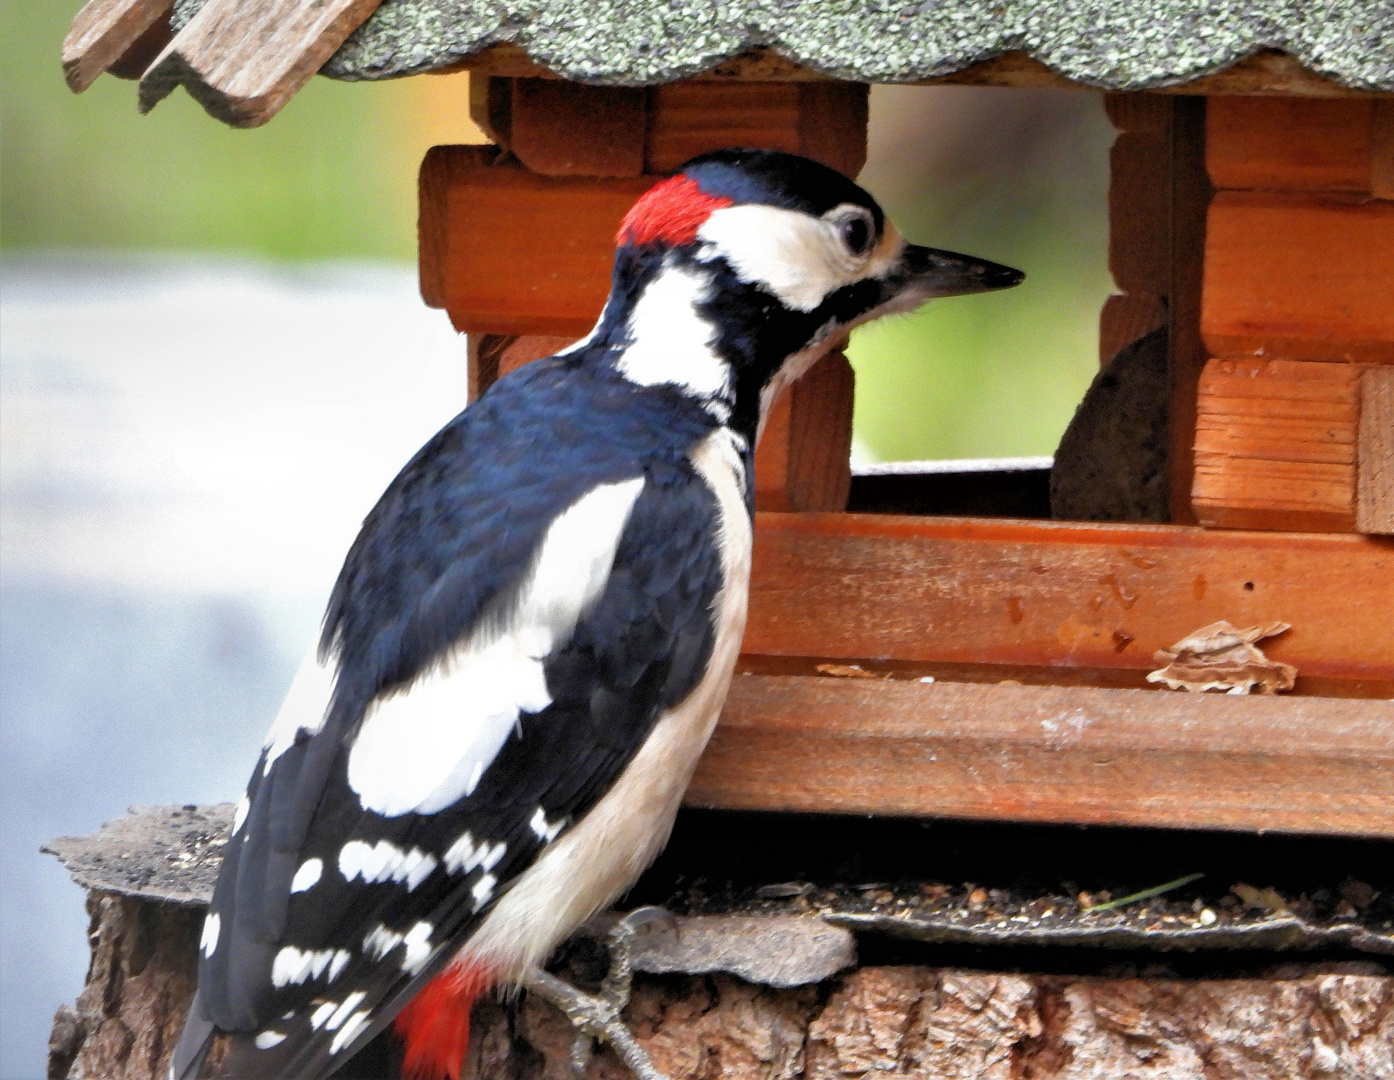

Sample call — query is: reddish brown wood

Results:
[1201,192,1394,364]
[62,0,173,92]
[510,79,647,176]
[645,82,868,178]
[1375,101,1394,200]
[1359,366,1394,535]
[137,0,384,126]
[418,146,653,335]
[1192,358,1361,532]
[1104,94,1172,296]
[754,352,855,513]
[743,513,1394,681]
[689,674,1394,836]
[1168,98,1210,526]
[1098,292,1166,366]
[1206,98,1374,193]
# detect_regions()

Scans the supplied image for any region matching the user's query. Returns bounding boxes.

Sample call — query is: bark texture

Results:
[469,967,1394,1080]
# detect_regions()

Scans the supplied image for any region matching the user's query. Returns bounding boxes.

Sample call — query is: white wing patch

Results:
[442,831,507,875]
[290,858,323,894]
[346,477,646,817]
[262,647,336,774]
[271,946,351,988]
[200,912,220,957]
[337,839,438,891]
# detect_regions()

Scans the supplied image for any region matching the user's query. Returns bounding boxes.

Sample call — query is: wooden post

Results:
[1101,95,1210,525]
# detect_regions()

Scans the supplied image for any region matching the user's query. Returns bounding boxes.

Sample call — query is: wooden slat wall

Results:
[689,675,1394,837]
[1195,99,1394,533]
[743,513,1394,681]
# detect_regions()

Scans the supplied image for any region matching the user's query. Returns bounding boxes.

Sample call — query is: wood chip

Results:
[815,663,882,679]
[1146,620,1296,694]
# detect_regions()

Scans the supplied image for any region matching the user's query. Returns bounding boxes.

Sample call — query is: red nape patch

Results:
[617,174,734,248]
[394,966,492,1080]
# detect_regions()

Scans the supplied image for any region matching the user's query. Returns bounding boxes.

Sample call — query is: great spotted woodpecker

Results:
[170,148,1022,1080]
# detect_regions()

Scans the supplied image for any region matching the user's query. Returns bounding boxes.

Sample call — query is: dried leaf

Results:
[1146,620,1296,694]
[1231,882,1289,913]
[815,663,881,679]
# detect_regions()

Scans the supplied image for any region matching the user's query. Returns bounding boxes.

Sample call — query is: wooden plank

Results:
[1360,366,1394,534]
[743,513,1394,681]
[418,146,653,335]
[137,0,384,127]
[645,82,868,178]
[448,44,1383,98]
[1206,98,1373,192]
[465,333,579,401]
[1168,97,1210,525]
[1376,100,1394,200]
[510,79,646,176]
[1201,192,1394,364]
[754,351,854,512]
[1192,358,1360,532]
[689,675,1394,836]
[62,0,173,92]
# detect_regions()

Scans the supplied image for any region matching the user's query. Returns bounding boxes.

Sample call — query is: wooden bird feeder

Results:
[63,0,1394,844]
[52,5,1394,1078]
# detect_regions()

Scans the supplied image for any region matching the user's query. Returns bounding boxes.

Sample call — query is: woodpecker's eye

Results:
[828,207,874,258]
[841,216,870,255]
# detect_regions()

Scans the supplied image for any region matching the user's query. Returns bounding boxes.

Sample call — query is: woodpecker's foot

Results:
[524,907,676,1080]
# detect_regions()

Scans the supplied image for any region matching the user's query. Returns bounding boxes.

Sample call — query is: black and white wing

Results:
[171,361,734,1079]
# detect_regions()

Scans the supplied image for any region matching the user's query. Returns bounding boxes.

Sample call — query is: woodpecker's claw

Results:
[524,908,677,1080]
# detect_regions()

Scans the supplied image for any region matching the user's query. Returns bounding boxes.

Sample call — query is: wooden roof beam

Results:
[137,0,385,128]
[62,0,175,93]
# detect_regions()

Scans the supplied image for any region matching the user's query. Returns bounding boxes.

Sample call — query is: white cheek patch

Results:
[698,204,873,312]
[615,262,731,404]
[347,477,646,817]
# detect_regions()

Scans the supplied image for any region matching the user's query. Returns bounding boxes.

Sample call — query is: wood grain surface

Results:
[1359,366,1394,535]
[1207,98,1375,193]
[1201,192,1394,365]
[418,146,654,335]
[755,352,855,513]
[1192,358,1362,532]
[510,79,647,176]
[689,674,1394,836]
[62,0,173,92]
[743,513,1394,681]
[137,0,384,126]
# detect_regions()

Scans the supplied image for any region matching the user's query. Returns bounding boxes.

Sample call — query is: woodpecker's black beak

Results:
[896,243,1024,298]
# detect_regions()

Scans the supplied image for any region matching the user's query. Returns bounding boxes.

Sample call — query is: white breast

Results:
[454,428,753,984]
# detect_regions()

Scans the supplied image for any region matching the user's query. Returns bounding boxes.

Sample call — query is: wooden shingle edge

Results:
[62,0,174,92]
[137,0,384,127]
[691,675,1394,838]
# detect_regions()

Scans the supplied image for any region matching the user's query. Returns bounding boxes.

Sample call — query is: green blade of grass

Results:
[1083,873,1205,913]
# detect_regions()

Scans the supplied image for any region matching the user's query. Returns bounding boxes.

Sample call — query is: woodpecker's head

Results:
[589,147,1023,439]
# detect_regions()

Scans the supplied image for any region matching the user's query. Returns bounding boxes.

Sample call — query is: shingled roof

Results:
[320,0,1394,89]
[66,0,1394,129]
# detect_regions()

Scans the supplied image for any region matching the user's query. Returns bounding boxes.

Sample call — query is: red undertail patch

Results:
[394,966,493,1080]
[618,174,734,248]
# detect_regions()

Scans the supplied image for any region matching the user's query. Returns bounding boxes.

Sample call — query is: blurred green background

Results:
[2,2,1115,462]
